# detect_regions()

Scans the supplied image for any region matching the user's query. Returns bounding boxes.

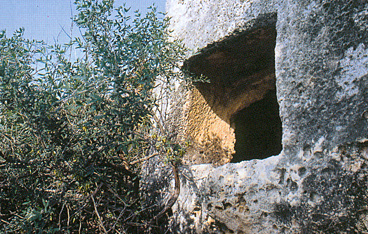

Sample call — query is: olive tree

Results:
[0,0,187,233]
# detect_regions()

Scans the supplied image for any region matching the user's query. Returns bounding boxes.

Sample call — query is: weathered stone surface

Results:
[276,0,368,152]
[174,143,368,233]
[151,0,368,233]
[166,0,278,50]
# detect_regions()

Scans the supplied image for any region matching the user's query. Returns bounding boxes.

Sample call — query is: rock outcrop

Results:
[151,0,368,233]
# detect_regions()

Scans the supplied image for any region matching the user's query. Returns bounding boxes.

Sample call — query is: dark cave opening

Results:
[231,89,282,162]
[183,13,282,163]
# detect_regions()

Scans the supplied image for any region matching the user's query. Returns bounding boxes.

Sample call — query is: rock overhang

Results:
[183,13,277,86]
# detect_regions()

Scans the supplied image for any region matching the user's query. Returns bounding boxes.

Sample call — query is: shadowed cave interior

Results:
[184,13,282,162]
[231,89,282,162]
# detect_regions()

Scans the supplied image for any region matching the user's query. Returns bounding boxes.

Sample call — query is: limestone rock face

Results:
[174,145,368,233]
[276,0,368,152]
[158,0,368,233]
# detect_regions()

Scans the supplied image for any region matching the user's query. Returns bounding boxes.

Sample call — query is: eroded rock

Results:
[146,0,368,233]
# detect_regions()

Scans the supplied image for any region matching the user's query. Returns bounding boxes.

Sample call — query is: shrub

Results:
[0,0,186,233]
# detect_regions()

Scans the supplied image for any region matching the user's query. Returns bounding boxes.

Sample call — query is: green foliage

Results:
[0,0,186,233]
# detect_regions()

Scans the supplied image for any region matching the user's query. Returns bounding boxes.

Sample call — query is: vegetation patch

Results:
[0,0,187,233]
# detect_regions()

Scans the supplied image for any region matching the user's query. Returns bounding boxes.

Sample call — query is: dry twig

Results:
[130,153,159,165]
[91,195,108,234]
